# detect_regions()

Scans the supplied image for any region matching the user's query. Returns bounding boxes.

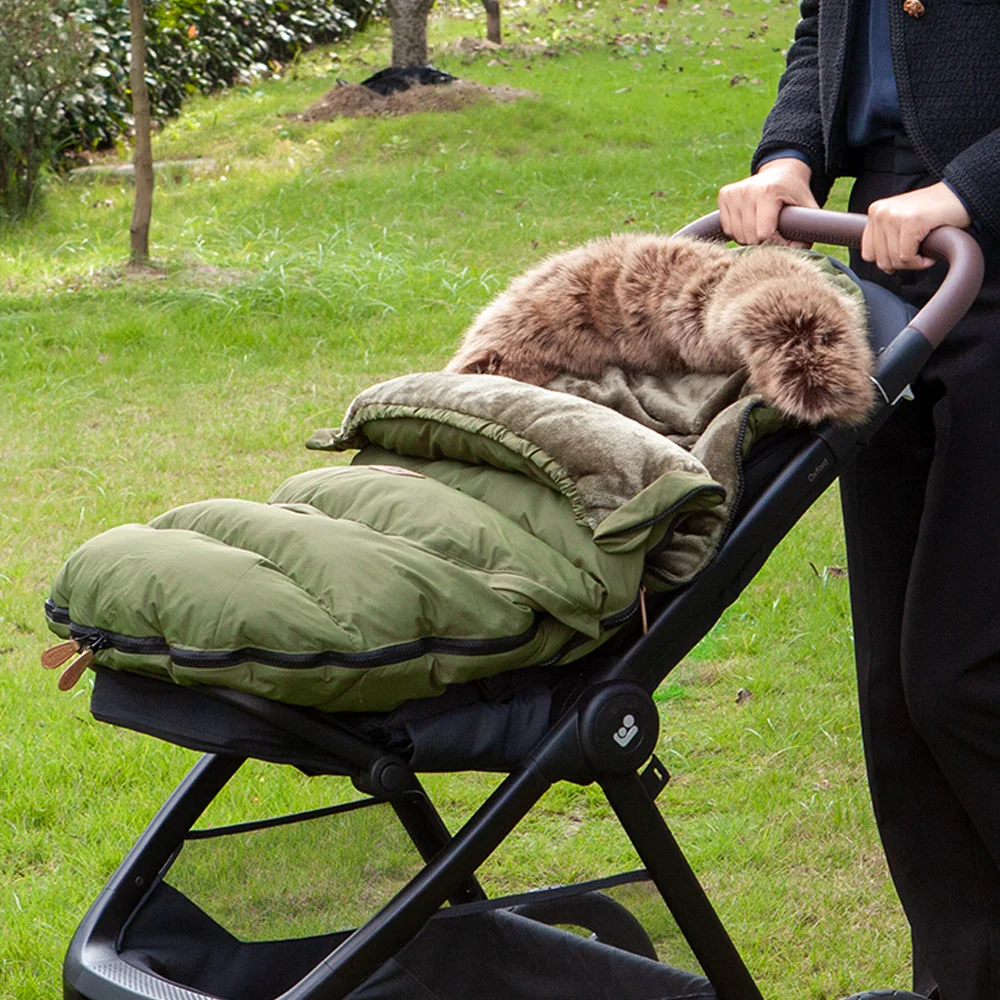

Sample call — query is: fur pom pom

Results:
[702,247,875,425]
[716,276,874,424]
[447,235,875,426]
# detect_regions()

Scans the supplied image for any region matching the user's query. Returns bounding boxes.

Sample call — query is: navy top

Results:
[845,0,902,146]
[760,0,901,164]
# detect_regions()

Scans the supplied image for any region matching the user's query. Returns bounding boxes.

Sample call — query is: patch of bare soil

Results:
[118,262,252,288]
[299,78,536,122]
[181,263,253,287]
[123,260,169,280]
[52,261,251,293]
[448,35,560,59]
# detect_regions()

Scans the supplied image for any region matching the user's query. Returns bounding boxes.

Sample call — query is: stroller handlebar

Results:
[677,206,985,348]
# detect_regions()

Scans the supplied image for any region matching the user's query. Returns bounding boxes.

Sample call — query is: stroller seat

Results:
[53,209,980,1000]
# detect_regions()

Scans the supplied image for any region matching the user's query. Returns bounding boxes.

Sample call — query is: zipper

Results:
[41,639,80,669]
[533,590,646,669]
[718,400,761,548]
[599,592,643,630]
[45,584,648,682]
[596,482,725,540]
[41,626,110,691]
[643,401,762,587]
[44,600,542,672]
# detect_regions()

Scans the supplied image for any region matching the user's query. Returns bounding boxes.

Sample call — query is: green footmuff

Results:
[44,373,774,713]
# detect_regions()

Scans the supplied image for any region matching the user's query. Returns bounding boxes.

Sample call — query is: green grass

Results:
[0,1,904,998]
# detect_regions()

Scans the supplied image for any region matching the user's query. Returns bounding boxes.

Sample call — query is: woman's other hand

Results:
[718,158,819,247]
[862,182,972,273]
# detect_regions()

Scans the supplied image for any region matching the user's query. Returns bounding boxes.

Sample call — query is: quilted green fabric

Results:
[46,375,729,712]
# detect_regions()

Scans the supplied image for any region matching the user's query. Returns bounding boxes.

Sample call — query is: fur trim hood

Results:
[447,235,873,426]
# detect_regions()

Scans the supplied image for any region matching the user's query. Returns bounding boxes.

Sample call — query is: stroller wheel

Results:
[840,993,931,999]
[509,890,658,960]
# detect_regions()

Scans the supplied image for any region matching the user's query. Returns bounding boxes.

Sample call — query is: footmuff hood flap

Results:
[306,372,727,544]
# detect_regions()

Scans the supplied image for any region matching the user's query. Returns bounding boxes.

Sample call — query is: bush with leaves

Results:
[60,0,384,153]
[0,0,92,221]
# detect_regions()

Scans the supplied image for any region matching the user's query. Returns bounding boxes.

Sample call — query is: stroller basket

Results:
[107,798,714,1000]
[59,208,984,1000]
[112,789,711,1000]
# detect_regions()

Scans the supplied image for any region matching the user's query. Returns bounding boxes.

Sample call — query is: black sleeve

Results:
[943,129,1000,243]
[750,0,834,203]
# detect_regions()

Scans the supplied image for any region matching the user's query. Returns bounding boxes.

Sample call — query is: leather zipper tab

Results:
[41,640,80,670]
[58,648,95,691]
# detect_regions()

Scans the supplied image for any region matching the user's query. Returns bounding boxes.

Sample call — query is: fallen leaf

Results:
[651,190,666,198]
[735,688,752,705]
[825,566,848,578]
[623,216,637,224]
[730,73,748,86]
[615,86,632,94]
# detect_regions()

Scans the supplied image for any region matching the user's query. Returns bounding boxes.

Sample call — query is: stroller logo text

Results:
[808,457,831,483]
[613,714,640,748]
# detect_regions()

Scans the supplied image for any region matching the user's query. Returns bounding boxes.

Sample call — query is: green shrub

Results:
[0,0,92,221]
[60,0,384,152]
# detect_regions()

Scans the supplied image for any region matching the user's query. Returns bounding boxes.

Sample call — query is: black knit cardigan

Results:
[751,0,1000,240]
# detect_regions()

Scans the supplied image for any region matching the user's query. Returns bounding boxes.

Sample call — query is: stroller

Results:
[54,208,983,1000]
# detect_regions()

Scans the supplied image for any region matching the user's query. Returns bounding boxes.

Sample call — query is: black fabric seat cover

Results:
[121,883,714,1000]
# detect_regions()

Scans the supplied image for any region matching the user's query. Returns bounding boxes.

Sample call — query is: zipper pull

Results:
[41,640,80,670]
[58,647,96,691]
[639,585,649,635]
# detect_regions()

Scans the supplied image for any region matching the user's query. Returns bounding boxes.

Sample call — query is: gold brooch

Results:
[903,0,925,17]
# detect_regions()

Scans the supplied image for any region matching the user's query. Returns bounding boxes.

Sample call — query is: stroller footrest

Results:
[66,947,223,1000]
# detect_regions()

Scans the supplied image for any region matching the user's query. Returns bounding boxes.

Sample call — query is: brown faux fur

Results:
[446,234,874,425]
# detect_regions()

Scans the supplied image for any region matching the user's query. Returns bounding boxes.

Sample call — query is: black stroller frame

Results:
[62,209,985,1000]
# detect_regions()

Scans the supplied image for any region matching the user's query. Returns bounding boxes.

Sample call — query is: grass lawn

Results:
[0,1,910,998]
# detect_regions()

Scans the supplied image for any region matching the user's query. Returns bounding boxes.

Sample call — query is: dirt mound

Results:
[300,78,535,121]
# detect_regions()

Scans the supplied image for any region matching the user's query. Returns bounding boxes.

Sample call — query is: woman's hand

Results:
[718,157,819,246]
[862,182,972,273]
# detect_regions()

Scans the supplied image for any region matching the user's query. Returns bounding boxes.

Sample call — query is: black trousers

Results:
[841,140,1000,1000]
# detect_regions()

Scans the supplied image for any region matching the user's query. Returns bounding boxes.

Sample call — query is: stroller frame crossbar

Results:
[63,208,985,1000]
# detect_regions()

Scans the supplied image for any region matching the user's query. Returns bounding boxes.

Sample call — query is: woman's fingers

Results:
[719,198,733,244]
[719,181,751,244]
[862,183,971,273]
[860,218,875,269]
[755,194,788,244]
[718,157,815,245]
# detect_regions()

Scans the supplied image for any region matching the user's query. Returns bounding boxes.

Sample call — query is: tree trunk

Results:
[483,0,501,44]
[389,0,435,67]
[128,0,154,267]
